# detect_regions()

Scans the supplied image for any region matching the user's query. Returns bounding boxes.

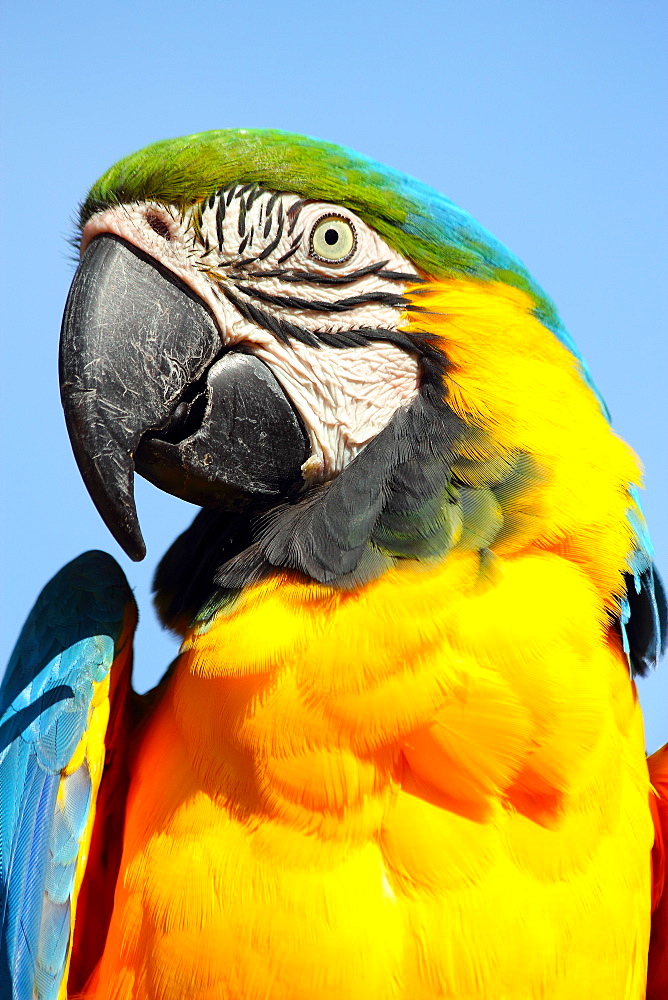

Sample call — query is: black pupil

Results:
[324,227,339,246]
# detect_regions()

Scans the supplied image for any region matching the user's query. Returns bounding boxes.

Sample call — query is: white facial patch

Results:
[80,188,423,481]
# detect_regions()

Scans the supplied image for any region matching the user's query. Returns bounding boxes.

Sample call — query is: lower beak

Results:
[59,235,309,560]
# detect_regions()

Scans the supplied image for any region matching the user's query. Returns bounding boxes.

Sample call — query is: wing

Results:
[648,744,668,1000]
[0,551,136,1000]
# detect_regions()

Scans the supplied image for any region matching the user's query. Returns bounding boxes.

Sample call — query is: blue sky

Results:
[1,0,666,749]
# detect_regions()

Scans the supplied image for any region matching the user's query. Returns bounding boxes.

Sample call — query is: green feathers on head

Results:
[81,128,568,340]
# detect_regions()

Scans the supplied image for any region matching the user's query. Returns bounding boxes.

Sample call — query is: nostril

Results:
[146,212,173,241]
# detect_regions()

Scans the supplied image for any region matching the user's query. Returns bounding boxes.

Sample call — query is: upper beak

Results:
[59,235,309,561]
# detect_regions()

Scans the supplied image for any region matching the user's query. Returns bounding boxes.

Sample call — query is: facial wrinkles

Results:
[253,340,420,480]
[80,189,422,481]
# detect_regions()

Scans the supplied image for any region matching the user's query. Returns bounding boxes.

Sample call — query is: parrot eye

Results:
[309,215,356,263]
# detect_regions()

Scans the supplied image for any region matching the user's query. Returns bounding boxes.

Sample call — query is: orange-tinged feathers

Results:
[68,606,138,998]
[648,744,668,999]
[81,278,655,999]
[84,545,654,998]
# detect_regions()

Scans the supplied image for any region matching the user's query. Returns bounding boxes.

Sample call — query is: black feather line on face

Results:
[256,204,285,261]
[377,269,426,283]
[246,185,263,209]
[230,283,408,314]
[238,197,247,238]
[276,240,302,265]
[265,191,281,217]
[221,287,292,345]
[238,262,390,286]
[314,330,368,348]
[220,284,428,354]
[287,200,306,236]
[215,191,226,250]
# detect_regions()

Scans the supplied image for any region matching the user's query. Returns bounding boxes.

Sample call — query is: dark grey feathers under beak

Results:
[59,235,309,561]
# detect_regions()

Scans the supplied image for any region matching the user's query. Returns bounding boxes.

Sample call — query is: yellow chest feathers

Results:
[93,550,653,1000]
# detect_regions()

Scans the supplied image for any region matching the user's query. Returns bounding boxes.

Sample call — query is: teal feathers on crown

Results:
[80,128,581,355]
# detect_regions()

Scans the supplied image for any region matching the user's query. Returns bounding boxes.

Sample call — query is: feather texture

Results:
[25,129,663,997]
[88,276,658,998]
[648,744,668,999]
[0,552,135,1000]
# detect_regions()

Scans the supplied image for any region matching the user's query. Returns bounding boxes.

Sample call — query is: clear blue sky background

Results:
[1,1,666,749]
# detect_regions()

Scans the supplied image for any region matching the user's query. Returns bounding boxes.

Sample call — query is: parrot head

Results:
[60,128,662,667]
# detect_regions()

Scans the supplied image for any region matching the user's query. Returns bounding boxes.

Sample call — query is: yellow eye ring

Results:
[309,215,357,264]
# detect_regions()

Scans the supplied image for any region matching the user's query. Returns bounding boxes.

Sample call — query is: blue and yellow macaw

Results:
[1,129,667,999]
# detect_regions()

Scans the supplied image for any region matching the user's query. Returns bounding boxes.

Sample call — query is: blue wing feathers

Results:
[14,767,56,999]
[0,551,134,999]
[35,899,70,1000]
[60,765,93,844]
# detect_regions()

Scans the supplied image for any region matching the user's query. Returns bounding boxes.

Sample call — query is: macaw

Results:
[1,129,666,1000]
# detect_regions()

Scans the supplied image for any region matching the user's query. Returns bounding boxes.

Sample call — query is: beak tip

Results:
[112,521,146,563]
[94,493,147,562]
[127,540,146,563]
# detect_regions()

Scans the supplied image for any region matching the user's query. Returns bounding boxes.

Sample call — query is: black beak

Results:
[59,235,309,560]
